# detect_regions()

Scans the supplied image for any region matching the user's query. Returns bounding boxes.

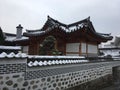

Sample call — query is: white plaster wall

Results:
[88,44,97,53]
[22,46,28,54]
[81,43,86,53]
[66,43,80,52]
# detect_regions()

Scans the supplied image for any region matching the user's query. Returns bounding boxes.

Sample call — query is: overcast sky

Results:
[0,0,120,40]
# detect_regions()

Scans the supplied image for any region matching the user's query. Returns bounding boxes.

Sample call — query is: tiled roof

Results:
[28,59,89,67]
[28,55,85,59]
[5,35,28,42]
[0,52,27,58]
[4,33,29,42]
[0,28,29,44]
[114,35,120,46]
[23,16,113,41]
[27,55,88,67]
[24,16,91,36]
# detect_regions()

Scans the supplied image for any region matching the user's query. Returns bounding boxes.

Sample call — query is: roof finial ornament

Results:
[47,15,51,20]
[16,24,23,29]
[87,16,90,21]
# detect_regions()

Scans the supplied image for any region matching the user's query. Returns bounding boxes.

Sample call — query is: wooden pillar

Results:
[97,44,98,55]
[86,42,88,57]
[79,42,81,56]
[64,43,66,55]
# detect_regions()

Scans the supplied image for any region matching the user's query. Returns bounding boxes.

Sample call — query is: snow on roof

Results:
[0,51,88,66]
[25,30,45,36]
[114,36,120,46]
[28,60,89,67]
[96,32,112,39]
[28,55,85,59]
[24,23,85,35]
[5,36,28,42]
[0,46,21,50]
[28,57,88,67]
[23,16,90,36]
[27,55,88,67]
[101,49,120,57]
[0,52,27,58]
[59,24,84,33]
[100,34,111,38]
[116,35,120,37]
[24,23,113,41]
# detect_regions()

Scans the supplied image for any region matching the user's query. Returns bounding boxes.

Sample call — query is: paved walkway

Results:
[101,84,120,90]
[101,86,116,90]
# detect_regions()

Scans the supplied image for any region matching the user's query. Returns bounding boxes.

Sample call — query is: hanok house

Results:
[0,25,29,54]
[23,16,113,56]
[99,35,120,57]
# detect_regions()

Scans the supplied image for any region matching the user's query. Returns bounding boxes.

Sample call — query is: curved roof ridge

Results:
[89,30,113,40]
[47,15,67,27]
[68,16,90,27]
[46,16,91,29]
[26,29,41,33]
[96,32,111,36]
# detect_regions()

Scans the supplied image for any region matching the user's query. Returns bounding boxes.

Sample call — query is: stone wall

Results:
[0,58,27,90]
[0,57,120,90]
[66,74,113,90]
[0,58,26,74]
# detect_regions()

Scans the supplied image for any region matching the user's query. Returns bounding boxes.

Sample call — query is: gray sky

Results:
[0,0,120,40]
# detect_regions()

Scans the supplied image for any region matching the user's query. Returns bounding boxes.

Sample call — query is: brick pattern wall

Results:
[0,57,120,90]
[0,64,113,90]
[0,63,26,74]
[25,61,120,80]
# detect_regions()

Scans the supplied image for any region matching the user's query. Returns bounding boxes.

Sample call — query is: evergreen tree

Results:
[39,35,59,55]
